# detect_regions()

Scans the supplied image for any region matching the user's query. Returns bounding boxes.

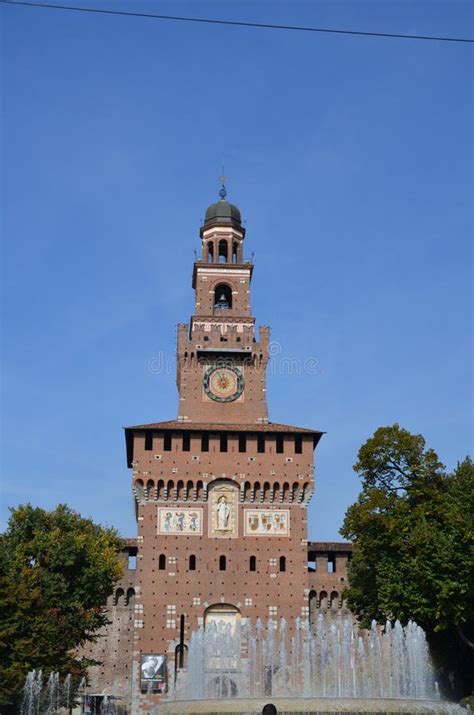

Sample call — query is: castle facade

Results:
[84,188,353,714]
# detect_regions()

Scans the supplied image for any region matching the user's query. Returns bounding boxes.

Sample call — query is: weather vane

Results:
[219,164,227,199]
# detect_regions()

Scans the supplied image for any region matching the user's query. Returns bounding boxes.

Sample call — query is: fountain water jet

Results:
[21,671,82,715]
[159,614,464,714]
[21,670,43,715]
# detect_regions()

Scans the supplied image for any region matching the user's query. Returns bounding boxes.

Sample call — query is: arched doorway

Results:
[204,603,241,633]
[203,604,241,680]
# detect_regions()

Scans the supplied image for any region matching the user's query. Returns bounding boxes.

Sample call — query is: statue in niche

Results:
[216,496,230,530]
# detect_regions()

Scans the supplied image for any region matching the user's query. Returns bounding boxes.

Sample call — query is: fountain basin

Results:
[157,697,465,714]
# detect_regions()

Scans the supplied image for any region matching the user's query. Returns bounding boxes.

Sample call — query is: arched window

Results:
[279,556,286,572]
[291,482,299,502]
[219,555,226,571]
[114,588,124,606]
[249,555,256,572]
[207,241,214,263]
[126,587,135,606]
[189,554,196,571]
[319,590,328,609]
[214,283,232,310]
[232,241,238,263]
[158,554,166,570]
[253,482,261,502]
[218,239,228,263]
[330,591,339,610]
[157,479,165,500]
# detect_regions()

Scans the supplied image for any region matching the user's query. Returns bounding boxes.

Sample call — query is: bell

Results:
[215,294,229,309]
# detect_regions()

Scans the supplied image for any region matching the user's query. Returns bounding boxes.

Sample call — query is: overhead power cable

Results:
[1,0,473,44]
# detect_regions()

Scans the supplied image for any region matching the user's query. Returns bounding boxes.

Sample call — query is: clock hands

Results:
[204,366,244,402]
[217,371,229,387]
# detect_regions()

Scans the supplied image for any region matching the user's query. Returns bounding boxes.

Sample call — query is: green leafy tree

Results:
[341,425,474,699]
[0,504,122,711]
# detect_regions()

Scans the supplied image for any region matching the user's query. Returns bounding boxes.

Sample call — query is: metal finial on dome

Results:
[203,176,242,231]
[219,173,227,200]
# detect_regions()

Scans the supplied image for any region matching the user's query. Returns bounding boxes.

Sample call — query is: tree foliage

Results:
[0,504,122,710]
[341,425,474,698]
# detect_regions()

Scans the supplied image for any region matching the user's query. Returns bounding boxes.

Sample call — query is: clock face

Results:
[203,366,244,403]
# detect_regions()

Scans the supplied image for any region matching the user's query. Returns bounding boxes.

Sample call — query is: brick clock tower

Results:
[83,186,352,713]
[122,186,324,712]
[175,183,270,425]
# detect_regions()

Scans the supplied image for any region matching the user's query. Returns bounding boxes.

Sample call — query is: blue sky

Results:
[2,0,472,540]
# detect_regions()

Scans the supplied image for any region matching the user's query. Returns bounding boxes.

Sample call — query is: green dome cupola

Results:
[202,182,242,231]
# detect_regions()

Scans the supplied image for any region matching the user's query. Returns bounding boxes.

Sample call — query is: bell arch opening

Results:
[213,283,232,310]
[218,239,229,263]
